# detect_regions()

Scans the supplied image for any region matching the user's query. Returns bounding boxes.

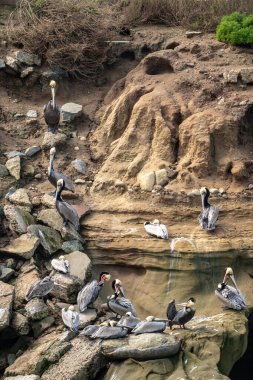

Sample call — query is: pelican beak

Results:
[223,274,228,284]
[230,274,239,292]
[176,302,187,307]
[51,86,56,109]
[119,286,126,297]
[105,274,111,281]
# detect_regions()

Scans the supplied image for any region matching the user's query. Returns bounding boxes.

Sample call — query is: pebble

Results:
[14,113,25,120]
[34,173,42,179]
[25,146,41,157]
[80,136,86,141]
[74,179,86,184]
[74,146,79,151]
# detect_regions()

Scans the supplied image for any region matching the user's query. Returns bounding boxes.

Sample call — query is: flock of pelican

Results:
[23,81,247,339]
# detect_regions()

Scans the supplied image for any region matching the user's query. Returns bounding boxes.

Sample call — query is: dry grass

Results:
[122,0,253,30]
[7,0,119,78]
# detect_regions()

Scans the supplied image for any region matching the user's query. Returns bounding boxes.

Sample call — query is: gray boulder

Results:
[27,225,62,256]
[64,251,91,281]
[11,312,30,336]
[0,265,15,282]
[9,188,32,209]
[102,333,181,360]
[4,205,35,234]
[25,146,41,157]
[61,240,84,253]
[71,159,86,174]
[0,234,40,260]
[25,299,49,321]
[0,164,9,177]
[50,273,82,303]
[14,50,41,66]
[42,132,67,150]
[61,103,83,122]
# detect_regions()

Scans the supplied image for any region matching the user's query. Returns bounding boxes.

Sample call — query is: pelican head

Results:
[200,187,210,196]
[125,312,132,318]
[50,80,57,88]
[146,316,155,322]
[56,179,64,199]
[223,267,237,289]
[112,279,125,297]
[68,305,75,311]
[153,219,160,225]
[99,272,111,282]
[57,178,64,190]
[59,255,65,260]
[50,147,56,156]
[186,297,196,308]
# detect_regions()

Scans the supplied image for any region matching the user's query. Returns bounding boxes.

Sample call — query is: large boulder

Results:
[4,205,35,234]
[64,251,91,281]
[9,188,32,209]
[25,299,50,321]
[41,337,106,380]
[10,312,30,336]
[0,281,14,331]
[27,225,62,256]
[0,234,40,260]
[102,333,181,360]
[14,265,40,307]
[4,331,71,377]
[50,273,82,303]
[61,103,83,122]
[42,132,67,150]
[37,209,63,232]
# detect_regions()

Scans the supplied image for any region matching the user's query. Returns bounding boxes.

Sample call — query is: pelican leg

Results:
[169,320,173,330]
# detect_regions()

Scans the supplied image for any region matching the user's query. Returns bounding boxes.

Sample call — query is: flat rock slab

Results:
[41,337,106,380]
[4,331,70,377]
[25,146,41,157]
[101,333,181,360]
[27,225,62,255]
[64,251,91,281]
[0,234,40,259]
[0,281,14,331]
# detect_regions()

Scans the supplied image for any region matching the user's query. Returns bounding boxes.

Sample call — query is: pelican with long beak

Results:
[25,276,54,301]
[62,305,80,332]
[144,219,169,239]
[131,316,167,334]
[43,80,61,133]
[107,279,137,317]
[215,267,246,310]
[117,311,141,331]
[77,272,111,312]
[167,297,196,329]
[48,147,75,195]
[80,321,110,337]
[55,179,79,230]
[198,187,219,231]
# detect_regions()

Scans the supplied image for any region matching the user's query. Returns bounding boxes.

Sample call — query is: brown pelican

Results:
[215,267,246,310]
[144,219,168,239]
[25,276,54,301]
[43,80,61,133]
[167,297,196,329]
[77,272,111,312]
[107,279,137,317]
[55,179,79,230]
[80,321,110,337]
[117,311,141,331]
[198,187,219,231]
[62,305,80,332]
[90,320,128,339]
[131,316,167,334]
[51,255,70,274]
[48,147,75,195]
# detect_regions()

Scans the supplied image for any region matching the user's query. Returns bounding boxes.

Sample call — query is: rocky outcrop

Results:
[102,333,181,360]
[41,337,106,380]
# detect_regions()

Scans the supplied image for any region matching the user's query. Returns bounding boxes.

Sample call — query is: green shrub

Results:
[216,11,253,45]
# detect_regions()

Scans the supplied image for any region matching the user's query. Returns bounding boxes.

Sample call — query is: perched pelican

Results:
[117,311,141,331]
[144,219,168,239]
[80,321,110,337]
[55,179,79,230]
[43,80,60,133]
[51,255,70,274]
[167,297,196,329]
[90,320,128,339]
[62,305,80,332]
[107,279,137,317]
[131,316,167,334]
[77,272,111,312]
[198,187,219,231]
[48,147,75,195]
[25,276,54,301]
[215,267,246,310]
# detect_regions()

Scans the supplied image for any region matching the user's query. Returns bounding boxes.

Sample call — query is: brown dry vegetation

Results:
[6,0,253,78]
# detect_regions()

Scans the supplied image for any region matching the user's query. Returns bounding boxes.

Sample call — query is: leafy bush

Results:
[216,11,253,45]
